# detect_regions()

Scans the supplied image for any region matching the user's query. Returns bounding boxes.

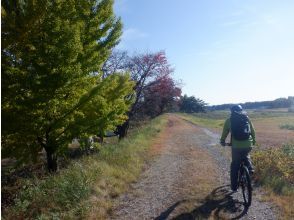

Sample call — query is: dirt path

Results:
[111,114,277,220]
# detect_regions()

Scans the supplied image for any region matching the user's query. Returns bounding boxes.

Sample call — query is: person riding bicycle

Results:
[220,105,256,192]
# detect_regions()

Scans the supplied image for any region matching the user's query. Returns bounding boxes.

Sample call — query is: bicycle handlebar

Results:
[220,142,232,147]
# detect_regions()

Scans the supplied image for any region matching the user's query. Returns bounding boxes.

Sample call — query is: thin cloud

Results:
[219,2,281,31]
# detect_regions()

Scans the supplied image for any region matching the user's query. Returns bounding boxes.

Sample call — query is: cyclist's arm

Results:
[249,119,256,144]
[220,118,230,143]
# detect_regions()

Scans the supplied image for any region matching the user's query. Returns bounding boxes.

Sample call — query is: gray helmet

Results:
[230,105,243,113]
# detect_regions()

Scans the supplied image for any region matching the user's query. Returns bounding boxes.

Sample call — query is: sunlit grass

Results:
[177,113,225,130]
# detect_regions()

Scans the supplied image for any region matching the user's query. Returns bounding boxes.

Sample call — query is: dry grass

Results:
[267,193,294,219]
[180,111,294,148]
[252,117,294,148]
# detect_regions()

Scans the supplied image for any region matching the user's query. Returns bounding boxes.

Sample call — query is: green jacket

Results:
[220,117,256,148]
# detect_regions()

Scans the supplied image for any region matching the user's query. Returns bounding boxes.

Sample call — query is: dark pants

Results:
[230,147,253,191]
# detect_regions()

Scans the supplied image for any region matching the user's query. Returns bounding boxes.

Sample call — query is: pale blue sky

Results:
[114,0,294,105]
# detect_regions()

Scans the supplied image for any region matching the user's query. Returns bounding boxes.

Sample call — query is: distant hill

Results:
[208,96,294,111]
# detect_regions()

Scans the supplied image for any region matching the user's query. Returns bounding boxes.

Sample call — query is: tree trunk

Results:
[45,149,58,172]
[117,120,130,140]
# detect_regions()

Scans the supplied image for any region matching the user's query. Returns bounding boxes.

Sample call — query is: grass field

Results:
[2,115,168,220]
[178,112,226,132]
[250,114,294,148]
[179,109,294,219]
[179,110,294,147]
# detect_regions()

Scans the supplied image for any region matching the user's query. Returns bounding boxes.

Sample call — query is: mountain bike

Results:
[224,143,252,207]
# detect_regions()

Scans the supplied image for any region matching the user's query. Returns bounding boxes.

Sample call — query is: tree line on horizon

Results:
[208,97,294,111]
[1,0,206,172]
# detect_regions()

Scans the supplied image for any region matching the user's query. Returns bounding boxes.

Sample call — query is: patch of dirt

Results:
[111,114,278,220]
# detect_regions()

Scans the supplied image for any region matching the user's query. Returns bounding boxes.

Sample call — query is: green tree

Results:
[1,0,131,172]
[179,95,207,113]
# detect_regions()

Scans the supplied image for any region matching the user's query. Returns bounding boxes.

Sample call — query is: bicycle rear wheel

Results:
[240,166,252,207]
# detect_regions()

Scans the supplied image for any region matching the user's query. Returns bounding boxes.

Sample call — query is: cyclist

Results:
[220,105,256,192]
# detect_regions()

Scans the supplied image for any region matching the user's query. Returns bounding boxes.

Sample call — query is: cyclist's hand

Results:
[220,141,226,147]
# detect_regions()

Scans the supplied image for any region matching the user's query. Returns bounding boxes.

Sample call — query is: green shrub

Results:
[252,144,294,196]
[280,124,294,130]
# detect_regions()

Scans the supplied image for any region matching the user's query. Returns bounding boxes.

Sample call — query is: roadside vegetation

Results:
[2,116,168,219]
[252,144,294,218]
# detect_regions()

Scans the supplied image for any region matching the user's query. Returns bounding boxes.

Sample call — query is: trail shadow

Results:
[155,200,185,220]
[155,185,249,220]
[173,185,248,220]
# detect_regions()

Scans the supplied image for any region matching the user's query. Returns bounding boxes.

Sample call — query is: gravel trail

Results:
[111,115,277,220]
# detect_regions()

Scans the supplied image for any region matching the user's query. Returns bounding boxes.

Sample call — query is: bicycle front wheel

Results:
[240,166,252,207]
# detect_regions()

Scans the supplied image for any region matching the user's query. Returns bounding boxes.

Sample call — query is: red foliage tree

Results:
[102,50,180,138]
[128,51,173,114]
[142,75,182,117]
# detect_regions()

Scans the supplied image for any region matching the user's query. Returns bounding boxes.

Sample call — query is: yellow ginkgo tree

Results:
[2,0,134,172]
